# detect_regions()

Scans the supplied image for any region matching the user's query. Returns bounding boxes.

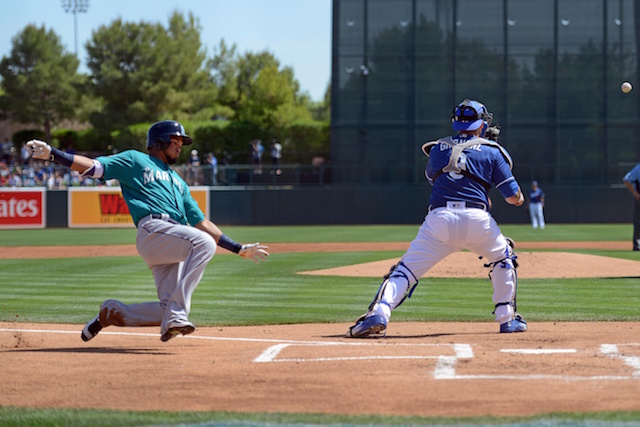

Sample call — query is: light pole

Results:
[61,0,89,56]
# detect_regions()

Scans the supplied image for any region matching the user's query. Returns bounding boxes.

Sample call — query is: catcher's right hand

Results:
[239,243,269,263]
[26,140,52,160]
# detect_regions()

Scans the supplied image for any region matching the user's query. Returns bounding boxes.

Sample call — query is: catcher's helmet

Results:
[452,99,493,134]
[146,120,193,150]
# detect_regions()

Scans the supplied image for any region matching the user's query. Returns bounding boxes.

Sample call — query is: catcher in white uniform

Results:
[347,99,527,337]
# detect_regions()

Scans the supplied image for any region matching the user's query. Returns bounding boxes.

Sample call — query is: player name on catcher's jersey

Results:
[437,141,483,152]
[425,135,519,208]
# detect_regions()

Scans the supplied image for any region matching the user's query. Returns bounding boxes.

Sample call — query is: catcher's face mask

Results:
[452,99,493,134]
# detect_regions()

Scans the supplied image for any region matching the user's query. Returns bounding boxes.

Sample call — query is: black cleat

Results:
[81,316,103,342]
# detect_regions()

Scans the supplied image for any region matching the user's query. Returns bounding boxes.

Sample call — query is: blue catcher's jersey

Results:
[425,134,520,207]
[529,188,544,203]
[624,163,640,191]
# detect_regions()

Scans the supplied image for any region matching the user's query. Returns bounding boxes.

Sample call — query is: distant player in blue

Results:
[528,180,545,229]
[623,162,640,251]
[27,121,269,342]
[347,99,527,337]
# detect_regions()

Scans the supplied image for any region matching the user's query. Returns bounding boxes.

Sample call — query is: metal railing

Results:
[1,161,635,188]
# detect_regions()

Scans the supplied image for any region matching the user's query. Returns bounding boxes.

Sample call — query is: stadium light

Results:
[61,0,90,56]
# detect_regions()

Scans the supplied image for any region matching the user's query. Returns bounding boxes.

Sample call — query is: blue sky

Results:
[1,0,332,101]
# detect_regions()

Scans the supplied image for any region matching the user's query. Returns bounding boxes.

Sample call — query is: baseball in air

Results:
[621,82,632,93]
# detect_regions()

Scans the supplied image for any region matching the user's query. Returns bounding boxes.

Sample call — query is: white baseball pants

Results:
[529,202,545,229]
[370,206,518,324]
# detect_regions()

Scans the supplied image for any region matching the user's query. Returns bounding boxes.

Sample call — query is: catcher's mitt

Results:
[485,125,501,142]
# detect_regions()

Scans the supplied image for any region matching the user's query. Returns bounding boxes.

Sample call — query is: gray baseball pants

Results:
[99,214,216,336]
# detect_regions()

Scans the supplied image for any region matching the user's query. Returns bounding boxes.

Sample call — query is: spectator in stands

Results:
[205,152,218,185]
[21,143,31,165]
[9,166,22,187]
[0,161,9,186]
[256,139,264,175]
[188,149,200,185]
[270,139,282,176]
[3,137,15,164]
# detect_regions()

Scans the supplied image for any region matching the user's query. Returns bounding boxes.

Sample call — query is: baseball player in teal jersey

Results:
[27,120,269,342]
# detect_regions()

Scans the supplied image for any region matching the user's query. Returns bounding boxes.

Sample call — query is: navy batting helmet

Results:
[146,120,193,150]
[452,99,493,135]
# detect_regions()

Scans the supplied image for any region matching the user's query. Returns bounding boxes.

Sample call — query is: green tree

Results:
[309,82,331,121]
[210,47,312,127]
[0,24,82,140]
[209,39,239,119]
[239,62,310,128]
[160,12,220,121]
[85,11,218,130]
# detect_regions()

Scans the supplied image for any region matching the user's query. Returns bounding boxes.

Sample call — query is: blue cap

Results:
[532,180,538,186]
[452,99,491,132]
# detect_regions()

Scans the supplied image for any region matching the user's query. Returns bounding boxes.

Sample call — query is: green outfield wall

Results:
[40,185,633,227]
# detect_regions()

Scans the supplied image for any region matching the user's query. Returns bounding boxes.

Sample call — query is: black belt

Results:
[429,201,487,212]
[149,214,180,224]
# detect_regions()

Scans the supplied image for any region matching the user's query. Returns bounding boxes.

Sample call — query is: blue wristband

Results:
[50,147,74,168]
[218,234,242,254]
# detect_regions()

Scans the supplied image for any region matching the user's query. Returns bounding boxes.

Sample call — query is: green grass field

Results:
[1,224,639,426]
[0,223,635,246]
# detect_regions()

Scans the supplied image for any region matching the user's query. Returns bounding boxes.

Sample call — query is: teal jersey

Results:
[97,150,205,227]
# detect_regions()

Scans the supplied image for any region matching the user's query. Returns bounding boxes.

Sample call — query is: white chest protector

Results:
[421,137,513,190]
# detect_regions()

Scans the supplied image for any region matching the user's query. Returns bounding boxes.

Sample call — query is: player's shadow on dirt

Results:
[7,347,170,355]
[323,332,495,339]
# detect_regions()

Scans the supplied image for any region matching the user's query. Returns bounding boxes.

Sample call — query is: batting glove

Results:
[26,140,52,160]
[239,243,269,263]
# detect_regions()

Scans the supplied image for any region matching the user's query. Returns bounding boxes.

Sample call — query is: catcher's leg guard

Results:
[486,242,520,324]
[347,262,419,338]
[364,261,419,321]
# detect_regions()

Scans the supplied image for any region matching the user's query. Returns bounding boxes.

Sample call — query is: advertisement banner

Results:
[0,188,46,229]
[68,187,210,228]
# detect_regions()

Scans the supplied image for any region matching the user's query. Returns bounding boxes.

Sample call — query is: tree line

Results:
[0,11,331,164]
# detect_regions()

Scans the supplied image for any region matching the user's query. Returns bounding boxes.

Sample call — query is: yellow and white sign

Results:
[68,187,210,228]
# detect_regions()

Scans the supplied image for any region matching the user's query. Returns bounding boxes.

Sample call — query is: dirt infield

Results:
[0,240,632,259]
[1,321,639,417]
[301,251,640,279]
[1,241,639,418]
[3,241,638,280]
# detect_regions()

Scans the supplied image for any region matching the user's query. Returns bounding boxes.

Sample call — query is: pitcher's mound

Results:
[299,252,640,279]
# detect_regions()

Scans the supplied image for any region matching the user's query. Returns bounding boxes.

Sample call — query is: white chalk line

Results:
[600,343,640,378]
[436,343,640,381]
[253,343,473,363]
[253,341,640,382]
[0,327,466,346]
[263,355,446,363]
[439,374,634,381]
[501,349,577,354]
[3,327,640,382]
